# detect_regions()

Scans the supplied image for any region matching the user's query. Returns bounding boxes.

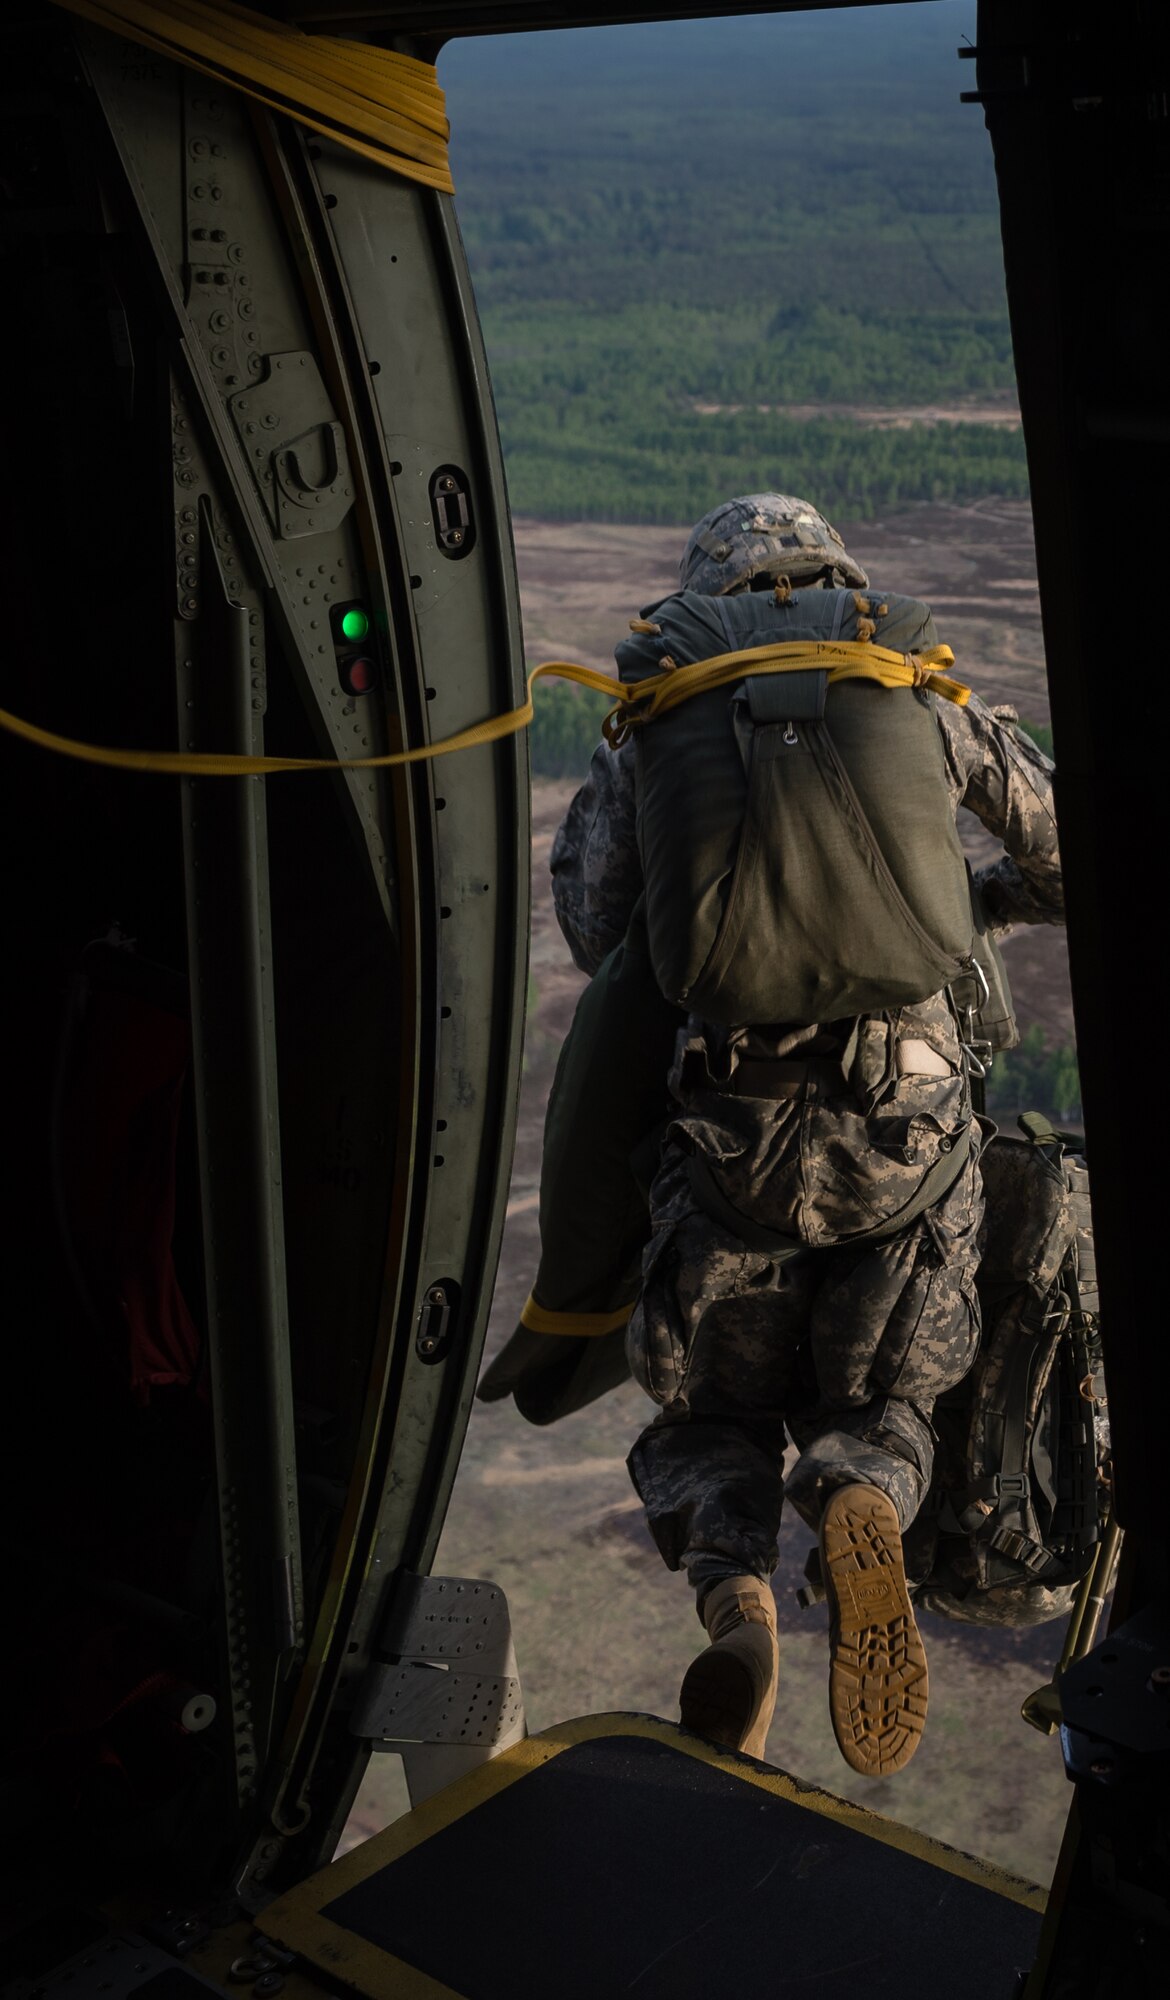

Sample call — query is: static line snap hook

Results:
[783,722,798,745]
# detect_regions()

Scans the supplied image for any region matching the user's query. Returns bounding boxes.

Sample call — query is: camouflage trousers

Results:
[626,1030,985,1592]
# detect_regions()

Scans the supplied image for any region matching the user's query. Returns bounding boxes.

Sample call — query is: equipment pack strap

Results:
[986,1525,1063,1578]
[684,1158,807,1258]
[0,646,971,783]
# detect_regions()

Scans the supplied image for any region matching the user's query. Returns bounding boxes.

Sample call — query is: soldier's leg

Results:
[625,1157,816,1758]
[784,1148,984,1776]
[625,1165,816,1590]
[784,1395,936,1536]
[784,1145,984,1532]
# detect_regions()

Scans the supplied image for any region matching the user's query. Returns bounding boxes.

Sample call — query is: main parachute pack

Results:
[616,586,977,1026]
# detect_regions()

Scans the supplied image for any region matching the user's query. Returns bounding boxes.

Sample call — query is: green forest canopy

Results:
[440,5,1027,523]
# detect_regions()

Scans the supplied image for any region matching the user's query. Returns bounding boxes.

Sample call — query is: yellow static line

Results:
[0,644,969,781]
[627,638,969,723]
[50,0,454,191]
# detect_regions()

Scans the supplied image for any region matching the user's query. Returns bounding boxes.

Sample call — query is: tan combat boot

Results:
[678,1575,779,1761]
[820,1482,928,1778]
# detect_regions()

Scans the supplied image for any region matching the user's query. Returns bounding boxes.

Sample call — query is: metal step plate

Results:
[255,1713,1045,2000]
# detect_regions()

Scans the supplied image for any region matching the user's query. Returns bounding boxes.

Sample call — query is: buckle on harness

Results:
[952,1470,1031,1535]
[947,962,994,1081]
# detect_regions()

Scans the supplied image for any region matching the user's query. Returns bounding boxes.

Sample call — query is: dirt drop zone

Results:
[343,500,1079,1886]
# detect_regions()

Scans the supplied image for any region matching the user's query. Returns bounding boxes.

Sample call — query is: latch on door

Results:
[429,466,475,558]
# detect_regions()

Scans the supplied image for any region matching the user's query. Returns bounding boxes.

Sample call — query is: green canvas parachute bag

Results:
[475,901,681,1425]
[617,586,977,1027]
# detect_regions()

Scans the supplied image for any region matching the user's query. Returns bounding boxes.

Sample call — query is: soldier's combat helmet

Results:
[679,492,868,595]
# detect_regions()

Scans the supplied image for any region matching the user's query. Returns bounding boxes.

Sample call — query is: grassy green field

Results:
[440,4,1027,521]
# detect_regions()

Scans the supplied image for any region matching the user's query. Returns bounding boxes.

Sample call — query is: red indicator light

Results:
[344,655,376,695]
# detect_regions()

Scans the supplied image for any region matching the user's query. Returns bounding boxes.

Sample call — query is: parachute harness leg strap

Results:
[0,645,970,781]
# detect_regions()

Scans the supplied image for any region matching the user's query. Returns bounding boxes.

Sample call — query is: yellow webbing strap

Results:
[0,663,592,777]
[0,646,969,780]
[520,1293,636,1338]
[614,639,969,728]
[49,0,453,192]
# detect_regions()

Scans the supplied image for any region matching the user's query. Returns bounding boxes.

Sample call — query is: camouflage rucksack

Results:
[616,586,977,1027]
[901,1114,1106,1627]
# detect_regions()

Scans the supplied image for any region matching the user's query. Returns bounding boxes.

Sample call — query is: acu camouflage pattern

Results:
[660,990,972,1255]
[678,493,869,597]
[549,605,1064,1592]
[913,1572,1076,1629]
[626,1036,984,1585]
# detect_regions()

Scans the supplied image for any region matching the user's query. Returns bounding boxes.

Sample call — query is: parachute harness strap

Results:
[49,0,453,191]
[0,646,969,780]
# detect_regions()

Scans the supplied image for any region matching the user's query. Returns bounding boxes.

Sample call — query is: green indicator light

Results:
[341,607,370,642]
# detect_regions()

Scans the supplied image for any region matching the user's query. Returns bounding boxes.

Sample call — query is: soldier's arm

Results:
[935,692,1064,930]
[549,734,642,975]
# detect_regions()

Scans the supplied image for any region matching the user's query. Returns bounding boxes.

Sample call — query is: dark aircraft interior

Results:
[0,3,1165,1996]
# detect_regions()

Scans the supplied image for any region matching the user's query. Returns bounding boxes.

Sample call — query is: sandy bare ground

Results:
[342,502,1079,1883]
[691,400,1023,429]
[515,496,1048,713]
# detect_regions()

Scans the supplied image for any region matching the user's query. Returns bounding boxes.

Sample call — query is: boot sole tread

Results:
[820,1482,928,1778]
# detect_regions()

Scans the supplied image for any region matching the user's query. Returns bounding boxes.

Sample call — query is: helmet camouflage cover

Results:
[679,492,869,595]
